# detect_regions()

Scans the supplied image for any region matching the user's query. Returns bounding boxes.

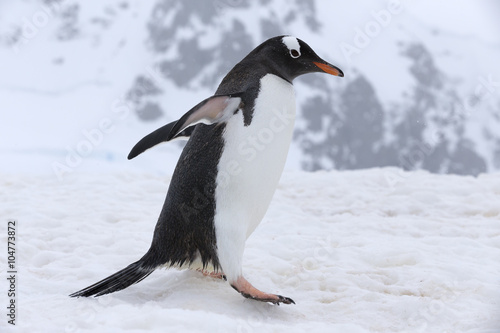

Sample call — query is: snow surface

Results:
[2,168,499,332]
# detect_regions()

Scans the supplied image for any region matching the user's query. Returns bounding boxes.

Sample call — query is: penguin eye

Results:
[290,49,300,58]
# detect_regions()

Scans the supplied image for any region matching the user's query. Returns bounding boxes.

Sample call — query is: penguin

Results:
[70,35,343,305]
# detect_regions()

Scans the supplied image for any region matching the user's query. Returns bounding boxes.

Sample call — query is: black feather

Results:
[127,122,194,160]
[69,259,156,298]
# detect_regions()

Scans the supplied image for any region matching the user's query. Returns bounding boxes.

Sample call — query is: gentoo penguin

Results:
[70,35,343,305]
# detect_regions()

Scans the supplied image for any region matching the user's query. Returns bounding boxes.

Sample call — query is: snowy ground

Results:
[1,168,499,332]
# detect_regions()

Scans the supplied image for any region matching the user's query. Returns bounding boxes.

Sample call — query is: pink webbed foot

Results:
[196,269,226,281]
[231,276,295,305]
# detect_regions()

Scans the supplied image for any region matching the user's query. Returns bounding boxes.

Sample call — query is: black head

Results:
[243,35,344,83]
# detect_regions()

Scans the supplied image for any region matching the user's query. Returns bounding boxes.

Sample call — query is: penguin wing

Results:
[127,93,243,160]
[167,93,243,141]
[127,122,193,160]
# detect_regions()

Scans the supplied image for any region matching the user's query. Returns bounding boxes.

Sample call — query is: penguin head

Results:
[249,35,344,82]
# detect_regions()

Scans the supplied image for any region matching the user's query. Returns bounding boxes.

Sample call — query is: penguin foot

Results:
[231,276,295,305]
[197,269,227,281]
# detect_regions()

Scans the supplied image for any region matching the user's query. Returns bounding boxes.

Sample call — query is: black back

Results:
[143,123,226,270]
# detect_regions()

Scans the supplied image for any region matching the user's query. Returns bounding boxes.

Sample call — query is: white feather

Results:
[214,74,296,282]
[282,36,301,54]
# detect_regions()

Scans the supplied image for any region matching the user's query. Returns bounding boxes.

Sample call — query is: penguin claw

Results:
[196,269,226,280]
[231,277,295,305]
[276,295,295,305]
[270,295,295,305]
[239,291,295,305]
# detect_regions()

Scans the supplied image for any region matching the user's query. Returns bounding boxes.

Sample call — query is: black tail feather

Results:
[69,260,156,298]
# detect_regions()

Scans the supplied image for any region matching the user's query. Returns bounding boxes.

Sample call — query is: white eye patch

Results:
[282,36,301,58]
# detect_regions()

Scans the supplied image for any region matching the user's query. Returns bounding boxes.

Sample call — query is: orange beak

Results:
[313,61,344,77]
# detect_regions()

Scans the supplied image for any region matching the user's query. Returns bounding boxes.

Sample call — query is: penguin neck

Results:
[262,60,294,84]
[217,60,294,95]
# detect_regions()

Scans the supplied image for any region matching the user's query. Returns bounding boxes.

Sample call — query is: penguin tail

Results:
[69,260,156,298]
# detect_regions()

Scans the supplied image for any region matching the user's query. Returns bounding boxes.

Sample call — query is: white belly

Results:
[213,74,295,281]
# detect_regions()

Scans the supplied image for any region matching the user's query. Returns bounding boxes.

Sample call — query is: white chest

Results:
[215,74,296,238]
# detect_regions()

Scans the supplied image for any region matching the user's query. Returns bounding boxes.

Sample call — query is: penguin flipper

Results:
[128,93,242,160]
[167,93,243,140]
[127,122,193,160]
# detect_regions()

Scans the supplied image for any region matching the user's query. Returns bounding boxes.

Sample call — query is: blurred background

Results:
[1,0,500,180]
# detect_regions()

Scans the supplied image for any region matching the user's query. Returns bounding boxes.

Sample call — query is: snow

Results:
[405,0,500,44]
[2,168,499,332]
